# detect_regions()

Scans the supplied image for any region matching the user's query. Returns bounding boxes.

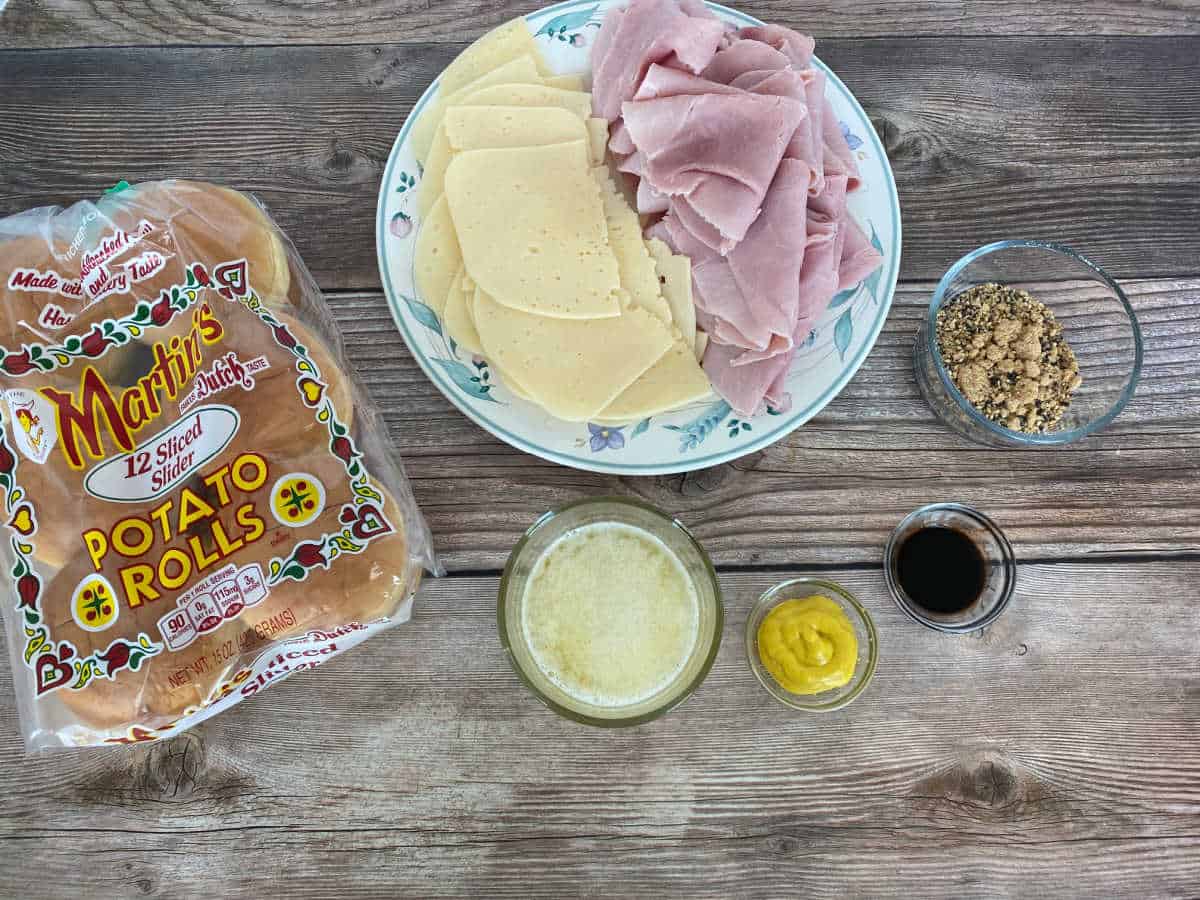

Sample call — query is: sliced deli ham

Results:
[608,119,636,155]
[838,218,883,290]
[731,68,821,192]
[634,63,741,101]
[702,339,794,418]
[670,192,737,255]
[677,0,723,20]
[679,177,765,250]
[801,69,828,195]
[796,213,844,324]
[636,179,670,215]
[590,0,725,121]
[724,159,810,361]
[688,163,810,369]
[592,0,884,416]
[821,96,862,192]
[737,24,815,68]
[808,172,847,221]
[591,5,625,79]
[617,150,646,177]
[652,209,719,263]
[621,92,803,197]
[621,91,804,243]
[701,39,792,85]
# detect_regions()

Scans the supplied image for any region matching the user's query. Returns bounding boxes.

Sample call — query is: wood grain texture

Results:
[2,4,1197,896]
[0,564,1197,898]
[2,0,1199,48]
[313,279,1200,572]
[2,36,1199,287]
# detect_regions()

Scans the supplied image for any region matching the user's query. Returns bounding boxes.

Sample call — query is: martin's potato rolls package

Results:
[0,180,437,749]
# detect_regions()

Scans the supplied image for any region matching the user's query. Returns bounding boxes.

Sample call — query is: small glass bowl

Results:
[915,240,1143,447]
[745,578,877,712]
[498,497,723,727]
[884,503,1016,633]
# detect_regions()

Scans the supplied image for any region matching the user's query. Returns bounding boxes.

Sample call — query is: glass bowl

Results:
[498,497,723,727]
[884,503,1016,633]
[745,578,877,712]
[914,240,1142,446]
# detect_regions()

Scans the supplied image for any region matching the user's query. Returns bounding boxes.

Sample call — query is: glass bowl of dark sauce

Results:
[884,503,1016,633]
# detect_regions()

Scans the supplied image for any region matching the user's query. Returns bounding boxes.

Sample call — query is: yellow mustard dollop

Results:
[757,595,858,695]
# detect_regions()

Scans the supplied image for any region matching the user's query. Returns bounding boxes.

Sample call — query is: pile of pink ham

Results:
[591,0,884,416]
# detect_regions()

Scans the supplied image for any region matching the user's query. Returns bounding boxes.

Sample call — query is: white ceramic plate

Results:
[376,0,901,474]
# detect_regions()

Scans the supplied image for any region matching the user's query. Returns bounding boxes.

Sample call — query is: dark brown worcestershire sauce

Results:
[896,526,985,614]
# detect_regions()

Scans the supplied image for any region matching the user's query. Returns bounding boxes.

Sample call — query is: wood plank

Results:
[2,0,1199,49]
[311,279,1200,571]
[0,564,1196,897]
[1,37,1199,287]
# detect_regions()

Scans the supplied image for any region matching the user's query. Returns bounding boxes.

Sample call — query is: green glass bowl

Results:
[746,578,878,712]
[498,497,723,727]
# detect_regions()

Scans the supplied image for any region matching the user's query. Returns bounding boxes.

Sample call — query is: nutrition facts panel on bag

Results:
[157,562,268,651]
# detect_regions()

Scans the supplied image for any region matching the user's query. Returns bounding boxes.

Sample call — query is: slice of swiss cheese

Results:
[422,107,602,217]
[444,105,588,155]
[593,167,672,328]
[456,84,592,122]
[646,237,697,350]
[441,19,546,96]
[499,369,536,402]
[413,194,461,315]
[586,118,610,168]
[418,125,455,217]
[421,85,597,209]
[544,73,586,91]
[445,139,620,319]
[694,330,709,360]
[442,265,483,354]
[472,290,673,421]
[413,53,544,167]
[594,341,713,423]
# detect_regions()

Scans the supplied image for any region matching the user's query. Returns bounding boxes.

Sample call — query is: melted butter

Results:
[521,522,699,707]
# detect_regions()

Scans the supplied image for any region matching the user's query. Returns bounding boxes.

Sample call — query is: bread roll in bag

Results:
[0,180,438,749]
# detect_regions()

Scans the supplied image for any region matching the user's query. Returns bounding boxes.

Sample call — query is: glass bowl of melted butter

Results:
[746,578,878,712]
[499,497,723,727]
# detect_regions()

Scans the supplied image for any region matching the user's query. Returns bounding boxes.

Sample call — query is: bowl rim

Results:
[744,577,878,712]
[883,502,1017,633]
[927,239,1144,445]
[497,495,724,728]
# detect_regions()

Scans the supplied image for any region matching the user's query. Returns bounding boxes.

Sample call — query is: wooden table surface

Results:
[1,2,1199,897]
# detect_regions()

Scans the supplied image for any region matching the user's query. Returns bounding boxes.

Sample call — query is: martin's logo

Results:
[39,304,225,470]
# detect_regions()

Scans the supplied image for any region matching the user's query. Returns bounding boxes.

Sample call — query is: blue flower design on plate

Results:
[588,423,625,452]
[663,400,733,453]
[536,5,602,45]
[400,294,501,403]
[840,120,863,151]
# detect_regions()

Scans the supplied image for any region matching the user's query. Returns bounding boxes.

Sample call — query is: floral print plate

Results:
[375,0,901,475]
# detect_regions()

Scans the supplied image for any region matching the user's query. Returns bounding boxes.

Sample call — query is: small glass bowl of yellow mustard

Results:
[745,578,878,712]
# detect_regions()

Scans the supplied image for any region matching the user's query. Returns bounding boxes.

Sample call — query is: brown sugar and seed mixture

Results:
[935,283,1082,433]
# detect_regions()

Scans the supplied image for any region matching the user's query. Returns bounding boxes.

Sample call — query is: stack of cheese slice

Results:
[412,19,711,423]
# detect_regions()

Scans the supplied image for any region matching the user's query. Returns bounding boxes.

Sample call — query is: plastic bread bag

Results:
[0,180,439,749]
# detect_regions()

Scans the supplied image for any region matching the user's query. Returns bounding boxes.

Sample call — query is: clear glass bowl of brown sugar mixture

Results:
[915,240,1143,447]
